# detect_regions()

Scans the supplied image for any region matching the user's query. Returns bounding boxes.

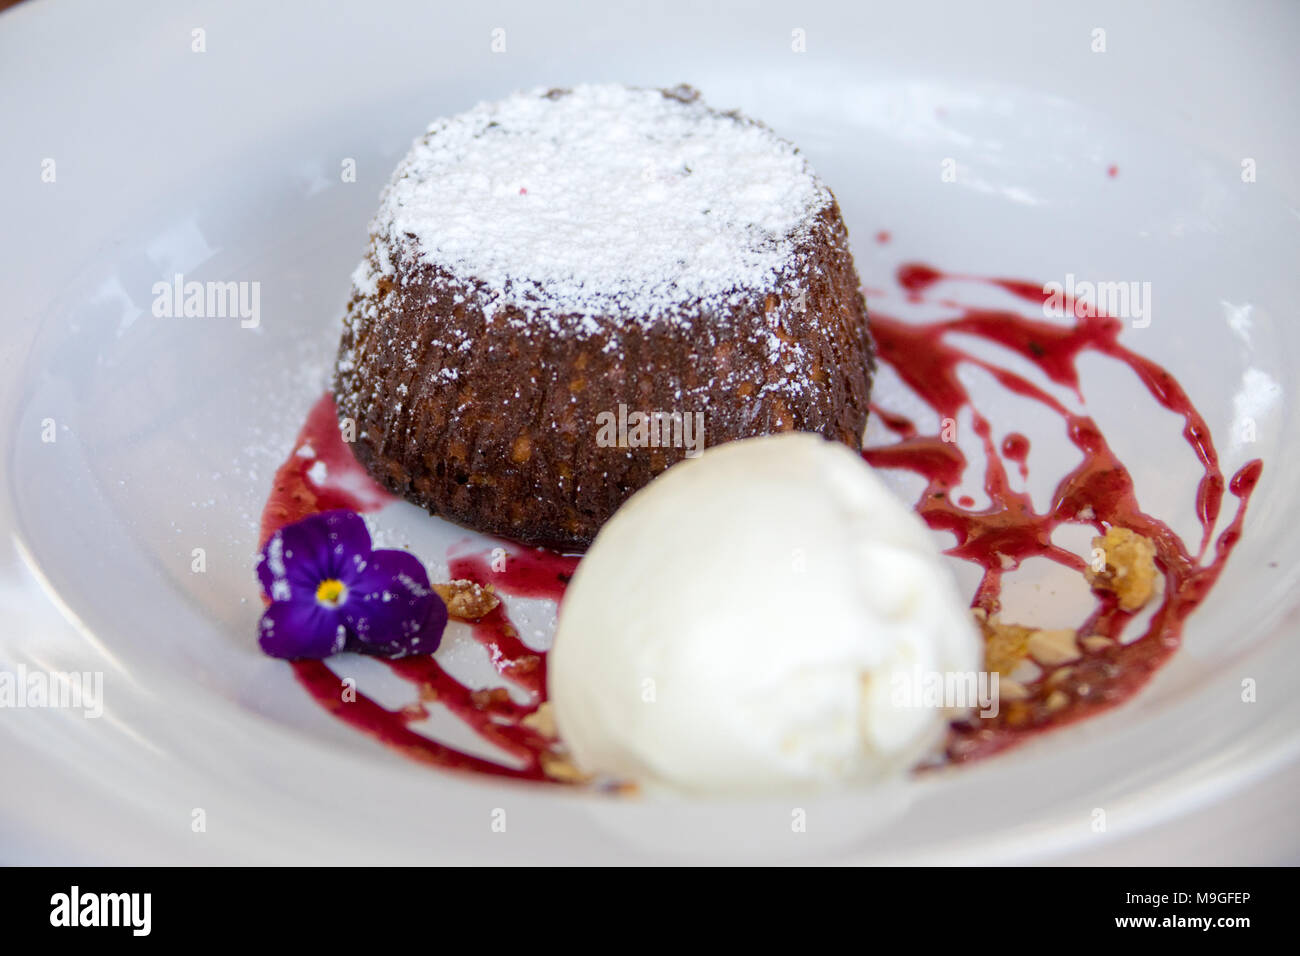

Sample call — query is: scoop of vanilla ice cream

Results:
[548,433,980,794]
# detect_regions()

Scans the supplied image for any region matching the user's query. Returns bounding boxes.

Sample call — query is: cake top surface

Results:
[359,84,833,326]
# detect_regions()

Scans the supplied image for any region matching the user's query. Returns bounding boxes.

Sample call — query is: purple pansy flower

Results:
[256,510,448,660]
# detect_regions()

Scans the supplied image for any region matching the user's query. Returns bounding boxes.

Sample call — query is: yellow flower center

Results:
[315,578,347,608]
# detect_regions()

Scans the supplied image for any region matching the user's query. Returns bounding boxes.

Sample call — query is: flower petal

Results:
[343,548,448,657]
[258,510,373,602]
[258,599,349,659]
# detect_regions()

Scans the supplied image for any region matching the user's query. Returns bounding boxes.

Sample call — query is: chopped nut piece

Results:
[977,613,1034,676]
[1081,634,1114,653]
[539,751,590,784]
[1045,690,1070,712]
[1027,629,1081,667]
[976,611,1085,676]
[521,701,557,739]
[1009,659,1042,683]
[1005,702,1034,728]
[469,687,510,710]
[433,579,501,621]
[1086,526,1158,612]
[998,678,1030,701]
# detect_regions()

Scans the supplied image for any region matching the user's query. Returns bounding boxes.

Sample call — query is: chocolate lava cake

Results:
[334,84,873,551]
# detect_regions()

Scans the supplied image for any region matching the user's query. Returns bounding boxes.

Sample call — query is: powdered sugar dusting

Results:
[364,84,831,323]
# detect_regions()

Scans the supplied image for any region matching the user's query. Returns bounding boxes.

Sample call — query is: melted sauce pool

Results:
[259,262,1262,780]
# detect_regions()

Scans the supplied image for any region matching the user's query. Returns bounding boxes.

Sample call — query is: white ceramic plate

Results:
[2,0,1298,864]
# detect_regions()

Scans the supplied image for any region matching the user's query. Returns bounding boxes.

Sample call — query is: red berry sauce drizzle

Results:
[258,261,1262,780]
[259,392,577,782]
[866,263,1261,761]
